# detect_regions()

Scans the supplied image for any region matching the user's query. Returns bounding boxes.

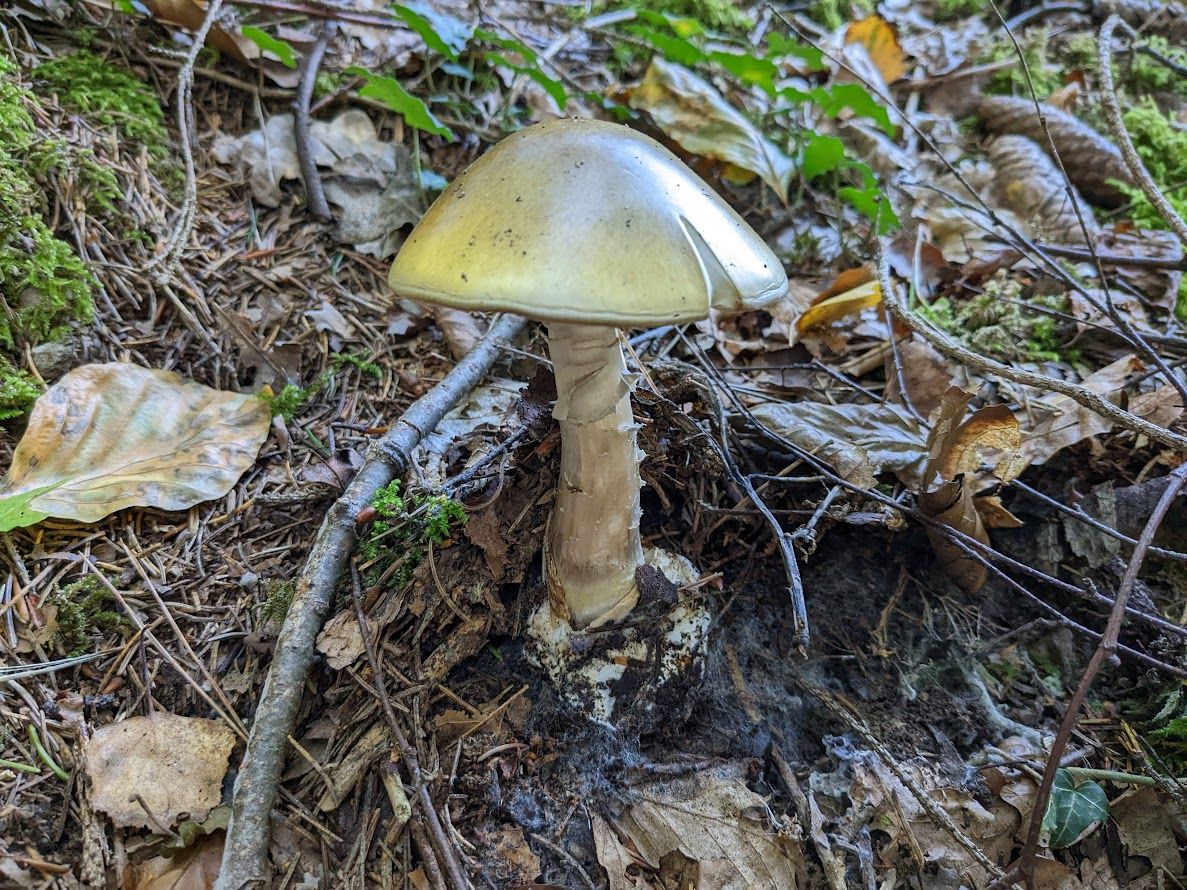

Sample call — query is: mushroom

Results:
[389,117,787,634]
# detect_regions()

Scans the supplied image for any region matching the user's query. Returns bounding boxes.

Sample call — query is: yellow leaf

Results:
[845,15,907,84]
[795,279,882,334]
[630,57,794,202]
[0,363,270,529]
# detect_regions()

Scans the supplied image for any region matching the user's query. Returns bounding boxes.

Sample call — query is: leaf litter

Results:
[6,0,1187,887]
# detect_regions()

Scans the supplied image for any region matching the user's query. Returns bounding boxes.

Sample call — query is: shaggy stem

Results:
[545,323,644,629]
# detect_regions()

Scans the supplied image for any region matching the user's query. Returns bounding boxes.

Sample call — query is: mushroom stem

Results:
[545,322,644,629]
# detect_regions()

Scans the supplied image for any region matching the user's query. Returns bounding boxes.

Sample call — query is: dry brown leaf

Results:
[607,763,801,889]
[138,0,257,62]
[592,813,639,890]
[0,363,270,531]
[919,389,1023,592]
[432,307,485,360]
[315,610,370,670]
[1109,787,1184,878]
[796,280,882,335]
[1018,355,1145,465]
[885,336,961,419]
[845,15,907,83]
[124,833,224,890]
[485,826,541,886]
[630,57,794,203]
[748,400,927,489]
[86,714,236,829]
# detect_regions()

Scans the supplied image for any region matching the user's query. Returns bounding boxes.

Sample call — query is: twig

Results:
[217,314,524,890]
[349,563,470,888]
[1004,1,1087,31]
[294,22,335,222]
[146,0,226,282]
[1032,242,1187,270]
[1016,463,1187,887]
[874,243,1187,453]
[1099,15,1187,246]
[529,833,596,889]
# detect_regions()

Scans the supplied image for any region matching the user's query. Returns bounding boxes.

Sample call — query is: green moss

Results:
[33,51,165,150]
[919,273,1078,363]
[331,351,383,379]
[359,481,467,571]
[52,576,122,656]
[1112,101,1187,235]
[984,29,1064,98]
[261,383,308,421]
[0,53,94,350]
[934,0,984,20]
[0,357,41,421]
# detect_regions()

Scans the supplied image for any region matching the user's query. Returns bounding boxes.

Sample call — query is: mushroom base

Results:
[526,548,710,727]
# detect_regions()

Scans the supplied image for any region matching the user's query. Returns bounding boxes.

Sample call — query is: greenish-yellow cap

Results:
[388,117,788,326]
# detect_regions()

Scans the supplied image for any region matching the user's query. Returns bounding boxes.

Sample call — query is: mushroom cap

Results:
[388,117,788,326]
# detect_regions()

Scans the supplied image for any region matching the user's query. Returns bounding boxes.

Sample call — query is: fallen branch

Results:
[216,313,526,890]
[1098,15,1187,246]
[294,22,335,222]
[875,243,1187,453]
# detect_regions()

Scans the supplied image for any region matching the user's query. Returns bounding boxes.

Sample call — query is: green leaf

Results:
[709,51,778,95]
[813,83,895,137]
[0,483,55,532]
[838,183,899,234]
[801,133,846,180]
[625,25,706,67]
[635,9,704,38]
[347,67,453,139]
[392,2,474,62]
[765,33,824,70]
[1043,769,1109,849]
[240,26,298,69]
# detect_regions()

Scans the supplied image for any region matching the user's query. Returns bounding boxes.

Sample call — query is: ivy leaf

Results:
[392,2,473,62]
[0,364,270,529]
[813,83,895,137]
[347,67,453,139]
[838,182,899,234]
[802,133,846,180]
[240,26,297,69]
[1042,769,1109,849]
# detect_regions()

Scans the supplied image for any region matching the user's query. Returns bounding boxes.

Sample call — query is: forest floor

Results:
[1,0,1187,887]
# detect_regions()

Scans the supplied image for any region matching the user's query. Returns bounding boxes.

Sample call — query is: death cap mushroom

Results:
[388,117,789,323]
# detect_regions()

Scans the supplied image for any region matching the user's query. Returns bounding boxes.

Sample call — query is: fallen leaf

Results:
[845,15,907,83]
[748,400,927,489]
[606,763,801,890]
[0,364,270,531]
[796,279,882,335]
[630,57,794,202]
[592,813,637,890]
[124,833,223,890]
[305,301,356,339]
[1042,769,1108,849]
[86,714,236,829]
[1109,787,1183,878]
[1018,355,1144,465]
[432,307,484,360]
[140,0,257,62]
[484,826,541,886]
[315,609,370,670]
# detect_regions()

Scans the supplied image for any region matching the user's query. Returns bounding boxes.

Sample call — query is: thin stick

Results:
[1098,15,1187,246]
[294,22,335,222]
[217,314,524,890]
[1017,463,1187,887]
[146,0,225,281]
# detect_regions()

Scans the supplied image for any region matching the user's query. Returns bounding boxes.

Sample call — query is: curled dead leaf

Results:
[796,269,882,335]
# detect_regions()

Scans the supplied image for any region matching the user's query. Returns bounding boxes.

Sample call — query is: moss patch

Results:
[33,50,166,150]
[0,53,94,352]
[52,576,122,656]
[0,357,41,421]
